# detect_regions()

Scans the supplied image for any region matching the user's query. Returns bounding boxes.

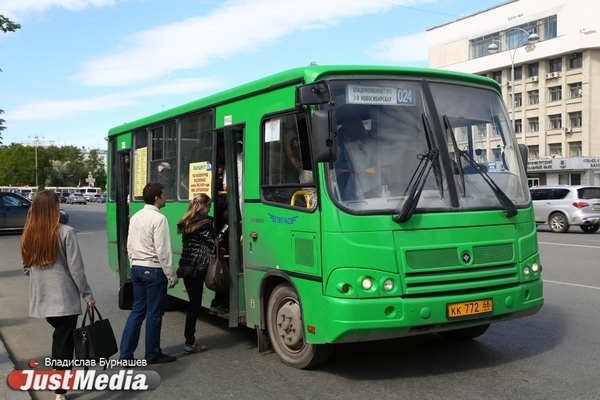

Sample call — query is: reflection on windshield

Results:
[326,79,530,214]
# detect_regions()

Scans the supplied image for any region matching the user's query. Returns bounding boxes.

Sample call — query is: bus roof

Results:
[107,64,499,137]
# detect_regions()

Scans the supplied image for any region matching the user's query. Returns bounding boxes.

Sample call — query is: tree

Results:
[0,15,21,144]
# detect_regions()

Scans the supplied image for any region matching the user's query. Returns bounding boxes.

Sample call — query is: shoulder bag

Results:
[73,306,118,361]
[204,239,230,292]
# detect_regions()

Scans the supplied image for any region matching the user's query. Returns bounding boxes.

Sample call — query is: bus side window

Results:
[262,112,316,209]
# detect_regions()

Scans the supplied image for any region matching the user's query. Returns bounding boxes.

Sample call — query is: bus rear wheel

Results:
[437,324,490,341]
[267,284,333,369]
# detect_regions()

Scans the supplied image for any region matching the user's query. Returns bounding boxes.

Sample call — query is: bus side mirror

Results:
[297,82,331,105]
[519,144,528,172]
[311,110,338,163]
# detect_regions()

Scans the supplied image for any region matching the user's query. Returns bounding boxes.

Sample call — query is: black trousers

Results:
[183,277,204,345]
[46,315,78,395]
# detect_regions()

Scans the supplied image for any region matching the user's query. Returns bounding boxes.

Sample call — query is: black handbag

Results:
[118,280,134,310]
[204,239,230,293]
[73,306,118,361]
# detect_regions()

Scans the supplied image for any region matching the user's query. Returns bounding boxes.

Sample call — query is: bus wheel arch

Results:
[266,283,333,369]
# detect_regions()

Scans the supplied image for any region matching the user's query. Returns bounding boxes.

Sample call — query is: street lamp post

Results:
[28,135,42,189]
[487,28,540,132]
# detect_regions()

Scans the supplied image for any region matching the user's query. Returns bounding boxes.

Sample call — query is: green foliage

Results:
[1,15,21,144]
[0,15,21,33]
[0,144,106,190]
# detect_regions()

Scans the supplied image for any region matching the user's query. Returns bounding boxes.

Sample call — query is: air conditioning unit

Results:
[531,76,539,82]
[507,81,512,87]
[552,72,561,78]
[564,127,572,133]
[545,73,554,79]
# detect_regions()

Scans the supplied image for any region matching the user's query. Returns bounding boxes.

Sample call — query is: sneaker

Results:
[148,353,176,364]
[183,341,208,355]
[210,306,228,315]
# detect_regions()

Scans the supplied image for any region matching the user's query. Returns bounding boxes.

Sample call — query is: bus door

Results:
[109,144,131,296]
[219,124,244,327]
[244,112,322,327]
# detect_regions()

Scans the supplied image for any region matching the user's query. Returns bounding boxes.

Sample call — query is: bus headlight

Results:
[531,262,540,273]
[361,277,373,290]
[523,266,531,276]
[383,279,394,291]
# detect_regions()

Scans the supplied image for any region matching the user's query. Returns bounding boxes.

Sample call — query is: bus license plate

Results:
[447,299,493,318]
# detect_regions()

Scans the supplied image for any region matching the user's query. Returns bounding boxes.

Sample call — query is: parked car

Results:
[530,185,600,233]
[0,192,31,231]
[58,192,69,203]
[90,194,102,203]
[99,194,106,203]
[66,193,87,205]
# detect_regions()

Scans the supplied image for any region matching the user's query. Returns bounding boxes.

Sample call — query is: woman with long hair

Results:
[176,193,215,355]
[21,190,95,400]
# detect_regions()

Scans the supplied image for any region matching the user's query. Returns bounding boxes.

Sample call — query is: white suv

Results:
[530,185,600,233]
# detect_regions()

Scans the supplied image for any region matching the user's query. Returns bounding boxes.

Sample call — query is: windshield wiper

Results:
[394,114,441,223]
[443,115,518,218]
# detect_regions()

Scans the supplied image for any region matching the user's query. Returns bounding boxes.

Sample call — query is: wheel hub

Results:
[276,299,303,349]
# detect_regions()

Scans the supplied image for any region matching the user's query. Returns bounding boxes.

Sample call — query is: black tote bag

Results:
[73,306,118,361]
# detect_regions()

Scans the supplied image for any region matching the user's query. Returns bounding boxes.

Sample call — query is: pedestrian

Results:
[176,193,216,354]
[21,190,95,400]
[120,182,179,364]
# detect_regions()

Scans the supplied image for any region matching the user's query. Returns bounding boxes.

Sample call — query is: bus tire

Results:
[437,323,490,341]
[267,284,333,369]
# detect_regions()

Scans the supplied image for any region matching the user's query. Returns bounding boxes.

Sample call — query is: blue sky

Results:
[1,0,503,150]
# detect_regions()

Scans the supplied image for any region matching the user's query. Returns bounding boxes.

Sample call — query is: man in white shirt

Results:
[120,182,179,364]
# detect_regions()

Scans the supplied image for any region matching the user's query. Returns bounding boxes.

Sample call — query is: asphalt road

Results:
[1,205,599,399]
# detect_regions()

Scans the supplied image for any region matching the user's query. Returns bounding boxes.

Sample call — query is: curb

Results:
[0,339,31,400]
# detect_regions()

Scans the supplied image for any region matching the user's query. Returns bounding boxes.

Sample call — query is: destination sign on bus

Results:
[347,85,415,106]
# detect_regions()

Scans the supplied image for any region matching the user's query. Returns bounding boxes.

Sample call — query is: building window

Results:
[549,86,562,102]
[548,143,562,157]
[569,82,582,98]
[492,71,502,84]
[514,66,522,80]
[549,114,562,130]
[560,173,580,185]
[528,117,539,132]
[528,145,539,158]
[569,53,583,69]
[569,111,582,127]
[539,15,558,41]
[528,90,539,105]
[492,147,501,161]
[477,124,487,138]
[569,141,582,157]
[514,119,522,133]
[549,57,562,73]
[528,63,539,77]
[511,92,522,107]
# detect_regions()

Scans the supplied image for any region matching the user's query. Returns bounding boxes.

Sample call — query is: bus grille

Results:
[403,243,517,295]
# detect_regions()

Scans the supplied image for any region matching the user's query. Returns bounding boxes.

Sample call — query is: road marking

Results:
[544,279,600,291]
[539,241,600,249]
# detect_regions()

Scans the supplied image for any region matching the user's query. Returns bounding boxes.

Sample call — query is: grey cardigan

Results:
[26,224,94,318]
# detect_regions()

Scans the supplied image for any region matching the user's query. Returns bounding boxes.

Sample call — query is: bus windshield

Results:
[326,78,530,214]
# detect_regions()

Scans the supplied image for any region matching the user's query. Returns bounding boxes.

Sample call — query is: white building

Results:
[428,0,600,187]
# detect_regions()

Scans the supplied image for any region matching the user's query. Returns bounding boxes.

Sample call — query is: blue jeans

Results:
[119,266,167,362]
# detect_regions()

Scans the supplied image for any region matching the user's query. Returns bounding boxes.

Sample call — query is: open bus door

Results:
[205,125,244,327]
[110,145,131,305]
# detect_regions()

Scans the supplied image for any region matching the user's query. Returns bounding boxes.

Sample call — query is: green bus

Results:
[107,65,543,368]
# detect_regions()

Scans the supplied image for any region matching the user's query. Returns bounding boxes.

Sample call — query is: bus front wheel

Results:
[437,324,490,341]
[267,284,333,369]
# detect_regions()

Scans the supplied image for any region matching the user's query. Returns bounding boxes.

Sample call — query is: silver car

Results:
[67,193,87,205]
[530,185,600,233]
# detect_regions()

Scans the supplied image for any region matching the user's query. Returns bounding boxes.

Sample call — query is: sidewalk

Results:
[0,337,30,400]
